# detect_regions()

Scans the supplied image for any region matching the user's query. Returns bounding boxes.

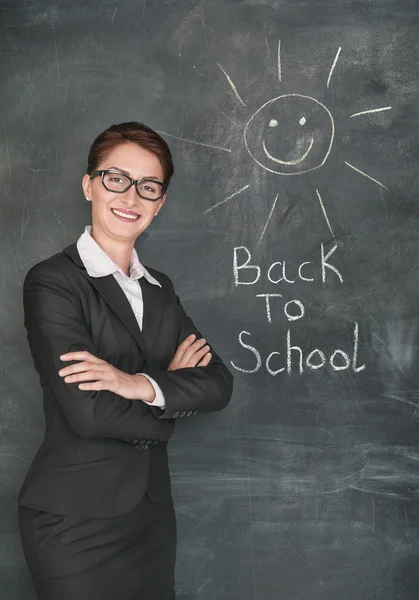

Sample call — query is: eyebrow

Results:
[107,166,162,181]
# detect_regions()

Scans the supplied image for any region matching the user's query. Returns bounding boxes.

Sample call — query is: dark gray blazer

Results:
[18,242,234,518]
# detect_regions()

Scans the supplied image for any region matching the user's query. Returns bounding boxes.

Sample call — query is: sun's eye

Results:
[268,119,278,127]
[299,116,306,126]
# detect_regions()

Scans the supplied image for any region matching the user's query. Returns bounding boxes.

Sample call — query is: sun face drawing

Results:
[244,94,335,176]
[158,44,391,244]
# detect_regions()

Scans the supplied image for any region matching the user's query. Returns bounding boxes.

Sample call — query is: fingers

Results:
[58,360,107,377]
[59,369,106,384]
[59,351,103,364]
[182,338,209,365]
[174,334,200,362]
[169,334,212,369]
[78,380,107,391]
[197,352,212,367]
[169,334,197,366]
[189,343,210,366]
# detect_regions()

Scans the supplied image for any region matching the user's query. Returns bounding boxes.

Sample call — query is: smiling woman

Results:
[81,132,170,253]
[17,121,234,600]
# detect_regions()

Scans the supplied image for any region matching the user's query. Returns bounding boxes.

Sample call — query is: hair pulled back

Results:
[87,122,174,186]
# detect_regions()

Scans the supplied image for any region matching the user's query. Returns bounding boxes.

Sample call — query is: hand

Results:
[58,351,154,401]
[168,334,212,371]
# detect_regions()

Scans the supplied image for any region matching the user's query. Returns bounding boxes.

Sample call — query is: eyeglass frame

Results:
[90,169,167,201]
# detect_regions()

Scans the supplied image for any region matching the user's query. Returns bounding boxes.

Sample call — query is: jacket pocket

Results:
[47,456,115,473]
[30,509,67,554]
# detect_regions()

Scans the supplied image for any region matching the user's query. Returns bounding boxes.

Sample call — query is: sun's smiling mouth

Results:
[262,137,314,166]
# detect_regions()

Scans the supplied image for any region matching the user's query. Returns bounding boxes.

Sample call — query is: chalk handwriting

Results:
[233,244,343,286]
[231,245,366,377]
[231,323,366,376]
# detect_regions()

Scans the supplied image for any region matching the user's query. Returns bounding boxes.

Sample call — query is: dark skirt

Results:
[18,494,177,600]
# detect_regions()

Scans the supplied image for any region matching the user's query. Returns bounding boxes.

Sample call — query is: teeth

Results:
[112,209,139,220]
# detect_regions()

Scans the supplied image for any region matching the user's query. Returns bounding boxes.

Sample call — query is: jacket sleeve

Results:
[146,274,234,420]
[23,262,175,443]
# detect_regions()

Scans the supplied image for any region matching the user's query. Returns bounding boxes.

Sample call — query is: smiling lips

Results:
[111,208,140,221]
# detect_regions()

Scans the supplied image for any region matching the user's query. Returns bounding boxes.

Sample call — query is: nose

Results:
[119,184,139,208]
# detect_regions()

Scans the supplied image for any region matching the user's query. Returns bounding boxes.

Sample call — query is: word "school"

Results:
[231,323,366,376]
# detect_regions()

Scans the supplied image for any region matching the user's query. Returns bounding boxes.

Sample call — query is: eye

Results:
[109,175,125,183]
[139,182,157,192]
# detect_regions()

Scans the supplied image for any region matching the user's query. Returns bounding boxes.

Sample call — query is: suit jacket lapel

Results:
[138,276,168,354]
[84,273,151,362]
[63,242,155,364]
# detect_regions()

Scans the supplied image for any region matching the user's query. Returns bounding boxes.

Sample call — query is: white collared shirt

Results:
[76,225,165,408]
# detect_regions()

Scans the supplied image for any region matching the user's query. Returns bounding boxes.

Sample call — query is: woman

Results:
[17,121,234,600]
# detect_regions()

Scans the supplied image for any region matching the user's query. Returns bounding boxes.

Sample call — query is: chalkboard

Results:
[2,0,419,598]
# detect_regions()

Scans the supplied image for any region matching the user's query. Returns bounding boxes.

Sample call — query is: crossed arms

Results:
[23,263,233,444]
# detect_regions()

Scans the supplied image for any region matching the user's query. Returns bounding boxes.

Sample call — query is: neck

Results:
[90,225,134,277]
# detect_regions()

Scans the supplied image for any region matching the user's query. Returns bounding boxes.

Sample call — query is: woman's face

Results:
[82,142,166,242]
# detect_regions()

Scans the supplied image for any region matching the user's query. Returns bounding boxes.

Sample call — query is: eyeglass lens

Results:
[103,172,164,200]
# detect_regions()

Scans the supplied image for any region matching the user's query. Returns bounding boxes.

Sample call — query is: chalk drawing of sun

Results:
[158,44,391,245]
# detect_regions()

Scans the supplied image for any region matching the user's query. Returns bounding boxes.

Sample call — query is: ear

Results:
[158,194,167,210]
[82,174,92,201]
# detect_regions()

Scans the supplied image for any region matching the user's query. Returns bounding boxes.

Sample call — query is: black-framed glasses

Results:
[90,169,167,201]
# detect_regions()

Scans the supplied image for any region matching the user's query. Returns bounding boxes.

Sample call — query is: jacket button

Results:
[192,409,199,416]
[131,438,140,445]
[172,411,180,418]
[136,442,148,451]
[179,410,186,418]
[186,410,193,417]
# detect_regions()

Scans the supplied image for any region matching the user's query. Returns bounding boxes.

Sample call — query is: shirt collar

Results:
[76,225,161,287]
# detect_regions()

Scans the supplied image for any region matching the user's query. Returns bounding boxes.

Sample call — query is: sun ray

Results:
[257,193,278,247]
[350,106,392,119]
[327,46,341,88]
[217,63,246,106]
[277,39,282,82]
[316,189,335,240]
[156,130,231,153]
[203,184,250,214]
[263,23,271,60]
[344,161,387,189]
